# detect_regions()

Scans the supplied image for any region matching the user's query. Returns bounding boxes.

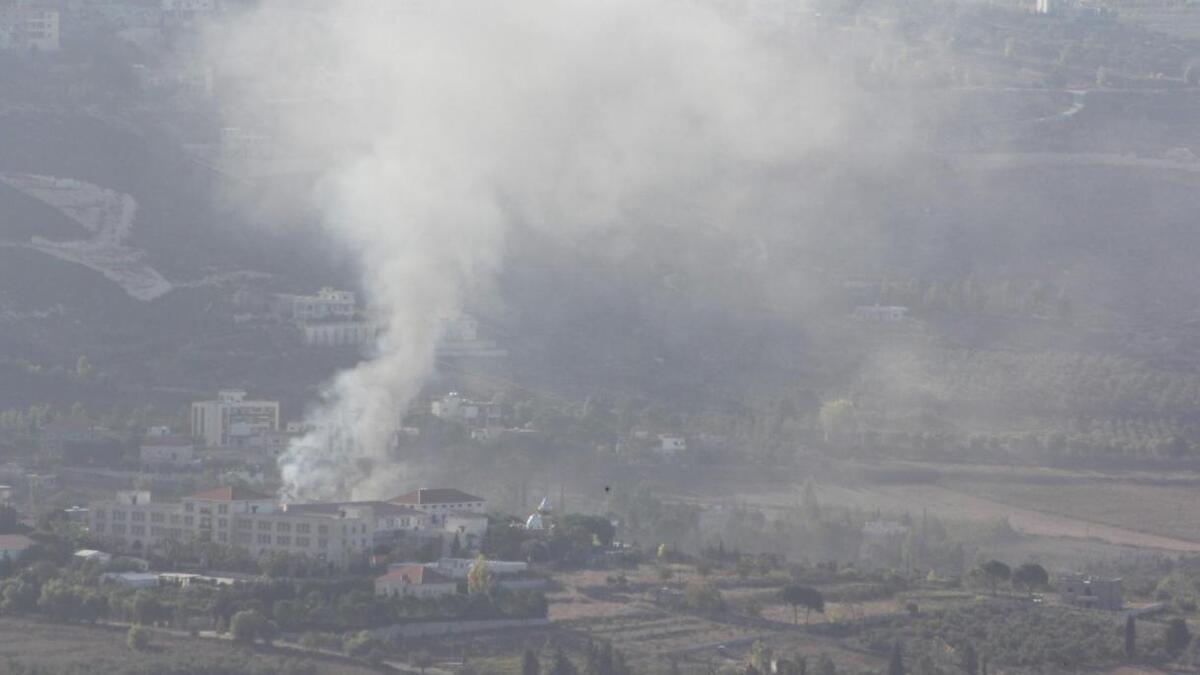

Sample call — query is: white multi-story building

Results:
[0,6,59,52]
[291,288,357,321]
[140,435,195,467]
[301,320,378,348]
[430,393,506,429]
[190,390,280,448]
[162,0,215,11]
[389,488,487,526]
[280,288,379,348]
[89,487,372,569]
[87,486,484,569]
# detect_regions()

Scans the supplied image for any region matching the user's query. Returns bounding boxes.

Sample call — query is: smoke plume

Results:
[208,0,867,499]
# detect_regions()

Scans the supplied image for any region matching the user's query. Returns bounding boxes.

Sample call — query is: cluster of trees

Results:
[874,277,1071,320]
[744,641,826,675]
[518,641,636,675]
[844,349,1200,461]
[0,555,547,634]
[859,603,1169,670]
[481,513,619,569]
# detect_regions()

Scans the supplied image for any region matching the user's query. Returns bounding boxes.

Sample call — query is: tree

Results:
[523,648,541,675]
[1,579,37,613]
[980,561,1010,596]
[779,585,824,624]
[38,579,83,621]
[1166,617,1191,658]
[683,581,725,614]
[132,591,162,625]
[1011,563,1048,595]
[0,505,20,535]
[959,642,978,675]
[801,479,821,519]
[468,554,496,595]
[409,651,434,674]
[231,609,266,643]
[887,642,904,675]
[126,625,149,651]
[549,647,579,675]
[1125,615,1136,661]
[818,399,854,442]
[343,631,380,658]
[75,355,94,379]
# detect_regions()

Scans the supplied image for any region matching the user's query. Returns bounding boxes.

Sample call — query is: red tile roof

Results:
[0,534,34,550]
[377,564,452,585]
[189,486,273,502]
[389,488,484,505]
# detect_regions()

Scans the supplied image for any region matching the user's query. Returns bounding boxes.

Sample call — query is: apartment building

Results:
[89,487,372,569]
[88,486,480,569]
[388,488,486,526]
[0,5,59,52]
[190,390,280,448]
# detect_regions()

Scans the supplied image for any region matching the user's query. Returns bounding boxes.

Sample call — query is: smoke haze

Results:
[208,0,891,499]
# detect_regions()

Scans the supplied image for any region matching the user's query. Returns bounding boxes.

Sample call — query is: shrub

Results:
[126,625,150,651]
[230,609,266,643]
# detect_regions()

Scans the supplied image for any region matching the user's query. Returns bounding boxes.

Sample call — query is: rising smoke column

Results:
[209,0,854,500]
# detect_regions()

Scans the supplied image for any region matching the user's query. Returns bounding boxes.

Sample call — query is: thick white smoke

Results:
[209,0,858,500]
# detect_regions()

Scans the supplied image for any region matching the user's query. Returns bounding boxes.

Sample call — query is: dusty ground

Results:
[711,472,1200,554]
[0,616,382,674]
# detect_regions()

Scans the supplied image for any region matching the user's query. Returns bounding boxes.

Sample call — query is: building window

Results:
[218,504,228,515]
[296,537,310,547]
[112,524,126,534]
[218,518,228,528]
[131,525,145,536]
[318,538,328,549]
[151,512,165,523]
[112,511,126,521]
[92,523,105,533]
[184,516,194,526]
[318,524,328,535]
[237,519,252,529]
[277,536,290,546]
[296,523,310,534]
[184,502,194,512]
[276,522,291,532]
[217,532,227,542]
[151,526,164,536]
[131,511,145,522]
[258,521,271,530]
[257,534,271,544]
[94,509,106,519]
[170,514,181,525]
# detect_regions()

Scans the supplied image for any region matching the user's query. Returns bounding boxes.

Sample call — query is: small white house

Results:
[852,305,908,322]
[74,549,112,565]
[101,572,159,589]
[374,565,457,598]
[656,435,687,455]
